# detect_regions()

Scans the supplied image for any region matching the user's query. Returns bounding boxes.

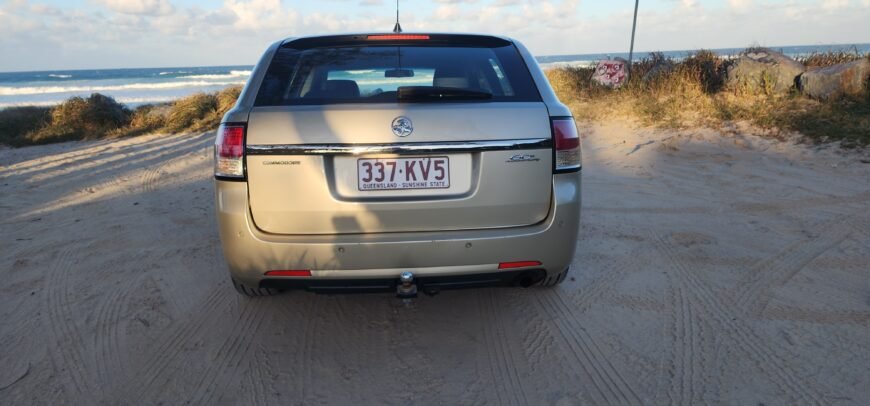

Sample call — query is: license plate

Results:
[357,157,450,191]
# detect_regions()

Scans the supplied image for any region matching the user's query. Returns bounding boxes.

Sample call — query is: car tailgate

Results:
[245,102,553,235]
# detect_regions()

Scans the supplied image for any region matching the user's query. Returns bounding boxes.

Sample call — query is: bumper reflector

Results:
[498,261,542,270]
[265,270,312,277]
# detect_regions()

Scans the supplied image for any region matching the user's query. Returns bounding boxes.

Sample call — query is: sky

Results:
[0,0,868,72]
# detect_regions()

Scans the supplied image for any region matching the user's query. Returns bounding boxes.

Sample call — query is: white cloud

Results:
[30,4,61,15]
[434,4,459,20]
[822,0,849,10]
[727,0,752,12]
[224,0,298,31]
[5,0,27,11]
[94,0,174,16]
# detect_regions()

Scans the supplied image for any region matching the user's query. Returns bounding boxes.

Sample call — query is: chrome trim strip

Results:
[246,138,552,155]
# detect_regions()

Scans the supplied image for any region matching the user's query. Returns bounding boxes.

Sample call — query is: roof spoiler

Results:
[281,34,512,50]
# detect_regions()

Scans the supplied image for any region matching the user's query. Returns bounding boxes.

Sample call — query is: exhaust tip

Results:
[514,270,545,288]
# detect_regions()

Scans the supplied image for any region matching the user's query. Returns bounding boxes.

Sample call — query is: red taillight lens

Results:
[265,270,312,277]
[553,118,581,172]
[498,261,542,270]
[215,123,245,178]
[367,34,430,41]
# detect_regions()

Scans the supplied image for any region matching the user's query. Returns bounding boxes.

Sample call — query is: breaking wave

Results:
[0,80,246,96]
[177,70,252,80]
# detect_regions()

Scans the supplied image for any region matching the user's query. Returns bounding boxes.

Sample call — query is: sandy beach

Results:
[1,124,869,404]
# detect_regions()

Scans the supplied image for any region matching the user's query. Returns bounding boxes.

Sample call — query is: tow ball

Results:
[396,271,418,299]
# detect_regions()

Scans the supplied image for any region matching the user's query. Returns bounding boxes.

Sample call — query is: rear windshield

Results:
[254,43,541,106]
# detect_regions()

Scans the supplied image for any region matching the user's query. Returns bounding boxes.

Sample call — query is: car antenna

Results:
[392,0,402,33]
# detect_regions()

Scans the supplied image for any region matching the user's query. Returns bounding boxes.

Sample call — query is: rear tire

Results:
[539,267,570,287]
[231,277,281,297]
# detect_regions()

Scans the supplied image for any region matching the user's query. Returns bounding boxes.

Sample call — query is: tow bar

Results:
[396,271,418,299]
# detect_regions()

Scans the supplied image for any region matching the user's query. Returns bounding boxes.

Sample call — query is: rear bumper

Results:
[260,269,546,293]
[214,173,580,289]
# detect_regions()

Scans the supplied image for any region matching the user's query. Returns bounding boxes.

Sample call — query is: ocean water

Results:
[0,66,253,109]
[1,43,868,109]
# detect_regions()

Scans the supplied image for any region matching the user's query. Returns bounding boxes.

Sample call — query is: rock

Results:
[592,58,628,88]
[799,59,870,100]
[726,48,805,94]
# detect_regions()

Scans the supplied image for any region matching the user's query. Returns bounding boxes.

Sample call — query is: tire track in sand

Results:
[284,297,321,405]
[536,260,643,405]
[732,216,852,316]
[140,163,165,194]
[42,248,94,402]
[477,290,531,406]
[731,190,870,215]
[184,298,269,404]
[652,232,828,404]
[91,275,141,399]
[246,298,318,406]
[849,216,870,237]
[655,264,710,405]
[762,305,870,326]
[535,290,644,405]
[524,251,653,404]
[564,252,660,393]
[243,344,276,406]
[110,284,232,403]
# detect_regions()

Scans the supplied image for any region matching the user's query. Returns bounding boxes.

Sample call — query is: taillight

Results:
[214,123,245,178]
[552,118,581,173]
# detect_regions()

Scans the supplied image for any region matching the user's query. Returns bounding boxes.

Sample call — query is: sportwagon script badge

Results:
[391,116,413,137]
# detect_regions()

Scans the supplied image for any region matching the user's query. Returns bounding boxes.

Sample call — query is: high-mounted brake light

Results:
[498,261,542,270]
[552,118,581,172]
[367,34,430,41]
[214,123,245,178]
[265,270,312,277]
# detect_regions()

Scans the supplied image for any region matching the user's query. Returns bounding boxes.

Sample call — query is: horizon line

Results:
[1,42,868,75]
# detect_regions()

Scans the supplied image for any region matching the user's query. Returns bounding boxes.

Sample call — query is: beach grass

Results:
[0,106,52,147]
[547,51,870,147]
[0,86,242,147]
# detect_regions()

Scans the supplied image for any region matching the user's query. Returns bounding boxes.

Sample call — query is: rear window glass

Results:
[254,44,541,105]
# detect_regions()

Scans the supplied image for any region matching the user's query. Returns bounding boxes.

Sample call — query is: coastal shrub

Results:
[866,54,870,98]
[798,49,865,68]
[110,104,171,138]
[164,92,218,133]
[216,86,242,113]
[545,67,596,98]
[0,86,244,147]
[682,50,728,93]
[162,86,243,133]
[26,94,130,145]
[0,106,51,146]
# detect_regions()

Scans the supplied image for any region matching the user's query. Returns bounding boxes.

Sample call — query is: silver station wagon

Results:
[214,33,581,297]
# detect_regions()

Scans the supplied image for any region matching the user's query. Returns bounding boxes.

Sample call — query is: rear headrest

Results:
[306,79,360,98]
[433,66,469,89]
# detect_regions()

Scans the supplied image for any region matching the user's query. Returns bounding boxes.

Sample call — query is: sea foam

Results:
[0,80,246,96]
